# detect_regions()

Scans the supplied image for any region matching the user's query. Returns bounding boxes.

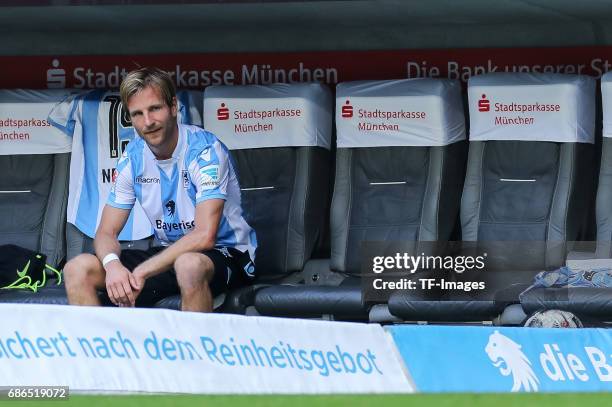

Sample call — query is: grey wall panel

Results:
[0,23,606,56]
[3,1,612,55]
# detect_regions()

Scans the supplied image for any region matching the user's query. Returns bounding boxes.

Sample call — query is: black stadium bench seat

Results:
[255,79,468,320]
[389,73,597,324]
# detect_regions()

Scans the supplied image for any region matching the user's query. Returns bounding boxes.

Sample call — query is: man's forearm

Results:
[94,232,122,262]
[135,230,215,279]
[134,200,223,279]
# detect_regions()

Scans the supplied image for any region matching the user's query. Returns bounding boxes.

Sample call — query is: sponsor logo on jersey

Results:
[135,176,160,184]
[165,200,176,216]
[200,147,211,162]
[200,165,220,189]
[155,219,196,231]
[182,170,190,189]
[341,100,353,118]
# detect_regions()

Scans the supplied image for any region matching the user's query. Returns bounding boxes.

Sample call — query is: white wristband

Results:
[102,253,120,267]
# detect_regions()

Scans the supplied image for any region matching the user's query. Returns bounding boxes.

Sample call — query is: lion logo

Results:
[165,200,176,216]
[485,330,539,392]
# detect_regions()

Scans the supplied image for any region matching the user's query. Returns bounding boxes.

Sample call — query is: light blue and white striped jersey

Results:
[48,89,202,240]
[107,124,257,260]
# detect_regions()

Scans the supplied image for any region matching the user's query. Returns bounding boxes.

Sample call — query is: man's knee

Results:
[174,253,213,291]
[64,253,102,289]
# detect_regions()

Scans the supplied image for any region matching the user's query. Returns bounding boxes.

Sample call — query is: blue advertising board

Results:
[387,325,612,393]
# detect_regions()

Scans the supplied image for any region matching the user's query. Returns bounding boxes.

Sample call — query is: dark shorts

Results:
[99,246,255,307]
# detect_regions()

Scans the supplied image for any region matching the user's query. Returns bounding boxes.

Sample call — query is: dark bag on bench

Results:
[0,244,60,292]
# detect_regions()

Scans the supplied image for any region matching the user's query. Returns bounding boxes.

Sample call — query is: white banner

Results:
[0,304,412,394]
[468,73,595,143]
[0,89,75,155]
[203,83,332,150]
[335,79,466,148]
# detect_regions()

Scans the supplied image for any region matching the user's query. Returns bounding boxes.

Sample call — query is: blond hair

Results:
[120,67,176,108]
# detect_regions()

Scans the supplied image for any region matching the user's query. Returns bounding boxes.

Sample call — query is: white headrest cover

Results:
[468,73,595,143]
[335,79,466,148]
[600,71,612,138]
[203,83,332,150]
[0,89,76,155]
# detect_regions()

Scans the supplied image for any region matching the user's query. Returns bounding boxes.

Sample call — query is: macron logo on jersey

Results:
[135,176,160,184]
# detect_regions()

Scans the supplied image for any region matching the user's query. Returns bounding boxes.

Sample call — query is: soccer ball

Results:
[524,309,583,328]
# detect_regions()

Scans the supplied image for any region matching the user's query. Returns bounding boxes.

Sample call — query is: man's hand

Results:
[105,261,137,307]
[95,205,132,306]
[130,266,147,303]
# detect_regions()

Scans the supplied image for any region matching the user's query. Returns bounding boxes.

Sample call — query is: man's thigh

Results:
[201,248,255,297]
[66,223,95,261]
